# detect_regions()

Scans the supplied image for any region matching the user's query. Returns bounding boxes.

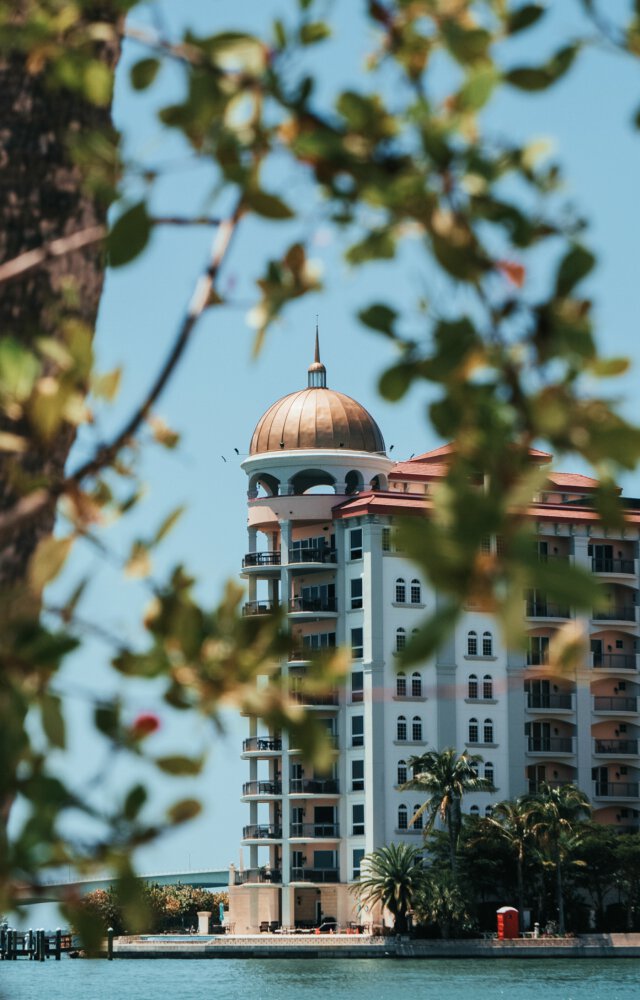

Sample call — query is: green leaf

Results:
[108,202,152,268]
[379,362,414,401]
[588,357,629,378]
[506,45,577,91]
[442,22,492,65]
[29,536,74,592]
[555,244,595,297]
[167,798,202,825]
[124,784,147,821]
[457,66,500,112]
[153,505,186,546]
[358,304,398,337]
[299,21,330,44]
[346,229,395,265]
[245,189,295,220]
[156,755,204,776]
[399,604,461,664]
[41,693,66,749]
[0,338,40,402]
[507,4,545,34]
[130,58,161,91]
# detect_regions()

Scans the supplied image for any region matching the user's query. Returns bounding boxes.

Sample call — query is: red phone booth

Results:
[496,906,519,939]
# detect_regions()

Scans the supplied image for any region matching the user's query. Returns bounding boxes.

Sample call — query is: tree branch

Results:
[0,198,245,539]
[0,225,105,285]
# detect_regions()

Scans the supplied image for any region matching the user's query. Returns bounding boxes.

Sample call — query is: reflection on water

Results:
[1,958,639,1000]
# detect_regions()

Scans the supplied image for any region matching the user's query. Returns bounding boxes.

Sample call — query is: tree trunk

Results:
[554,845,565,935]
[448,797,461,872]
[0,6,121,855]
[516,854,525,934]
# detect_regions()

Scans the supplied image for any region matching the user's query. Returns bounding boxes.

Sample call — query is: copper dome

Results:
[249,334,385,455]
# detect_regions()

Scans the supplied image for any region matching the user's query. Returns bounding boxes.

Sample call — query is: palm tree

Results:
[403,748,494,871]
[524,782,590,935]
[474,798,537,932]
[351,842,425,933]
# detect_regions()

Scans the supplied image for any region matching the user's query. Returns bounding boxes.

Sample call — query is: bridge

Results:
[20,868,229,904]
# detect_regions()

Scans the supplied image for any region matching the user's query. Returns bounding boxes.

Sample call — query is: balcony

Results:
[288,548,337,566]
[527,694,573,711]
[290,867,339,883]
[528,779,573,793]
[593,781,639,799]
[290,688,339,707]
[236,868,282,885]
[592,653,637,670]
[526,603,570,619]
[593,696,638,713]
[594,738,639,756]
[242,780,282,798]
[289,823,340,839]
[242,737,282,754]
[242,600,278,616]
[592,606,636,623]
[289,778,340,795]
[526,653,549,667]
[243,551,281,568]
[527,737,574,754]
[242,824,282,840]
[592,558,635,576]
[288,597,338,615]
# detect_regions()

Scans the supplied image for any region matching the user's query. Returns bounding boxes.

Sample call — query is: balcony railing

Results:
[527,737,574,753]
[243,551,281,567]
[526,652,549,666]
[527,694,573,710]
[288,548,337,565]
[289,823,340,838]
[290,689,339,706]
[528,779,572,793]
[288,597,338,613]
[526,603,570,619]
[243,824,282,839]
[289,778,339,795]
[242,600,278,616]
[593,696,638,713]
[236,868,282,885]
[592,558,635,575]
[594,738,639,755]
[538,553,570,562]
[242,737,282,753]
[593,781,639,798]
[290,867,339,883]
[592,606,636,622]
[593,653,637,670]
[242,780,282,797]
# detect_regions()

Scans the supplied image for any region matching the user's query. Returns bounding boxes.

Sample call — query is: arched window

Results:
[485,805,493,818]
[410,579,421,604]
[467,631,478,656]
[412,716,422,742]
[482,631,493,657]
[411,672,422,698]
[484,762,494,785]
[396,672,407,697]
[397,760,407,785]
[395,628,406,654]
[397,716,407,741]
[468,718,479,744]
[395,578,406,603]
[413,805,423,831]
[483,718,494,744]
[482,674,493,700]
[398,804,408,830]
[468,674,478,700]
[469,805,480,817]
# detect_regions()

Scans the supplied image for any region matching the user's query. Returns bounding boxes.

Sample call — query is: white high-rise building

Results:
[228,342,640,933]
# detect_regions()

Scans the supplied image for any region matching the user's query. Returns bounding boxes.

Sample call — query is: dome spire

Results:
[308,319,327,388]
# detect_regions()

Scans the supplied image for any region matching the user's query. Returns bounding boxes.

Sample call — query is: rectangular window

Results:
[382,527,391,552]
[304,632,336,650]
[352,848,365,880]
[351,715,364,747]
[482,634,492,657]
[350,528,363,560]
[350,577,363,610]
[410,582,421,604]
[412,718,422,741]
[482,678,492,700]
[351,671,364,703]
[351,627,364,659]
[469,720,479,743]
[352,803,365,836]
[351,759,364,792]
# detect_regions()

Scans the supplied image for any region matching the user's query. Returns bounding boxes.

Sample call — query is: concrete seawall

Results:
[111,933,640,960]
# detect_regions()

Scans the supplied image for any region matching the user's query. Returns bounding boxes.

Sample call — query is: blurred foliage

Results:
[2,0,640,941]
[79,883,228,938]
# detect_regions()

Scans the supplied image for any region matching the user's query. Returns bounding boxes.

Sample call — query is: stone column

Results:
[196,911,211,935]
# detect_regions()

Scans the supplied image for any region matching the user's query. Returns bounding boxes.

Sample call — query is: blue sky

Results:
[24,0,640,913]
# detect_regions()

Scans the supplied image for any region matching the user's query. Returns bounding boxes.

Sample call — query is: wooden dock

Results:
[0,926,73,961]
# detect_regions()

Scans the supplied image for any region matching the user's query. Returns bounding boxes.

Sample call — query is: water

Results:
[1,958,638,1000]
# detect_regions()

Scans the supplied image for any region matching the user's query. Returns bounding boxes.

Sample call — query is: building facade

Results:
[228,344,640,933]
